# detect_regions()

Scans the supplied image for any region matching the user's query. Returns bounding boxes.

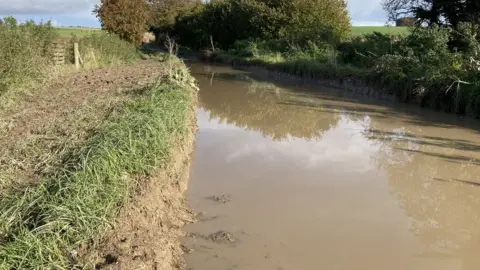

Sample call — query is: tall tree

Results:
[382,0,480,28]
[94,0,149,45]
[148,0,202,32]
[174,0,351,49]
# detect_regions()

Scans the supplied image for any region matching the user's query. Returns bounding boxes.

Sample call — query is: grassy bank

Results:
[0,58,197,269]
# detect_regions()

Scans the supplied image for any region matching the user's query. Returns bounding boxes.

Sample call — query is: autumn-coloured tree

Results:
[94,0,149,45]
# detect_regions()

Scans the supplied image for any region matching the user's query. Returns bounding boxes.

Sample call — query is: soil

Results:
[186,230,236,244]
[0,60,171,193]
[205,195,231,204]
[85,89,198,270]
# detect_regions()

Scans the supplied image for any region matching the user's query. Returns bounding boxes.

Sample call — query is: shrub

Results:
[281,0,351,45]
[0,17,58,95]
[338,32,403,67]
[94,0,150,45]
[172,0,350,50]
[149,0,202,33]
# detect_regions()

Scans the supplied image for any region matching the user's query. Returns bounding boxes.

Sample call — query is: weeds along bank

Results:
[213,26,480,116]
[0,17,139,97]
[0,56,198,268]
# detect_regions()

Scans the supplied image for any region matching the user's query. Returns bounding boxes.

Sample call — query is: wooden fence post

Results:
[74,43,80,70]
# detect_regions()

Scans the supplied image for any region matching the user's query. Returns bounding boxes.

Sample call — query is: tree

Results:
[283,0,351,44]
[173,0,351,49]
[382,0,480,29]
[94,0,149,45]
[3,16,17,27]
[148,0,201,32]
[174,0,291,49]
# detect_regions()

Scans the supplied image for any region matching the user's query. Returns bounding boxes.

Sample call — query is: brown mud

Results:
[88,105,198,270]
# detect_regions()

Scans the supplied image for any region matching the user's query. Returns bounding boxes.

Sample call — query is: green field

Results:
[351,26,409,36]
[56,26,408,38]
[57,27,102,37]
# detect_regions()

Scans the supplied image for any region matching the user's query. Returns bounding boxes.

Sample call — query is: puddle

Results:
[184,63,480,270]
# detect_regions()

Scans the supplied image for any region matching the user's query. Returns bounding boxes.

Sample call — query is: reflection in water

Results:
[225,115,380,172]
[198,70,340,141]
[185,63,480,270]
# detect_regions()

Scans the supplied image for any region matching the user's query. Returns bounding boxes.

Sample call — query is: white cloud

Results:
[0,0,99,15]
[347,0,387,25]
[218,115,385,173]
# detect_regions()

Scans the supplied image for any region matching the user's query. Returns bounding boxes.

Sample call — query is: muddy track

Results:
[0,59,199,269]
[0,60,172,193]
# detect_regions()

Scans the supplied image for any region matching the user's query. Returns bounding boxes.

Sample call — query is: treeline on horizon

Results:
[95,0,480,115]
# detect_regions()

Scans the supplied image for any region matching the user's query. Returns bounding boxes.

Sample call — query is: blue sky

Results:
[0,0,388,27]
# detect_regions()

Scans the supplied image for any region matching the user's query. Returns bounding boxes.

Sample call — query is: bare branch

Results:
[164,34,179,55]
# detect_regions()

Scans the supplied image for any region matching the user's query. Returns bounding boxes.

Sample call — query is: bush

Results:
[94,0,150,45]
[338,32,403,67]
[172,0,350,50]
[0,17,58,95]
[281,0,351,45]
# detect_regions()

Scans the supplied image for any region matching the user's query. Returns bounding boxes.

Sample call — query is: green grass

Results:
[0,60,196,269]
[1,22,140,98]
[351,26,409,36]
[0,21,58,95]
[56,27,101,37]
[69,32,141,67]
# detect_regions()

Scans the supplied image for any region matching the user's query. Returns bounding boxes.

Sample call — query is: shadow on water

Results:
[365,129,480,152]
[432,177,480,187]
[189,63,480,132]
[394,147,480,165]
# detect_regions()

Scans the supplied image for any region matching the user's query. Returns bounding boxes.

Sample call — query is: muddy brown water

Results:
[183,63,480,270]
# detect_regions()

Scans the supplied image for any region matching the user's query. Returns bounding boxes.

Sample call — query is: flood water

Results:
[183,63,480,270]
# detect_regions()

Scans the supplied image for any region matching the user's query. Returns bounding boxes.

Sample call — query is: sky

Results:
[0,0,388,27]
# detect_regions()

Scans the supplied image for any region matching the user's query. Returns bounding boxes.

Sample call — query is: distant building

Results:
[396,17,415,27]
